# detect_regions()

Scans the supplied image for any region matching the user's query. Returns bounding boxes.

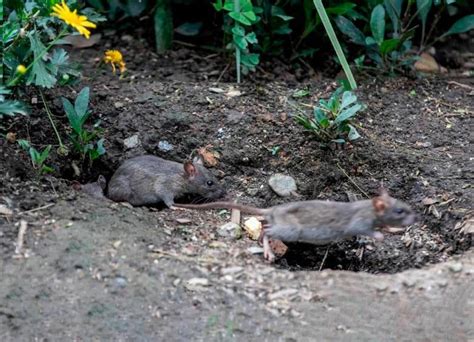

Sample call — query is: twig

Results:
[19,203,55,215]
[319,247,329,271]
[447,81,474,91]
[14,220,28,256]
[217,63,230,83]
[336,163,370,198]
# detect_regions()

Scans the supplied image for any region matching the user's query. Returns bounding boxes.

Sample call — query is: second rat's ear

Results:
[97,175,107,190]
[372,196,387,214]
[183,161,197,179]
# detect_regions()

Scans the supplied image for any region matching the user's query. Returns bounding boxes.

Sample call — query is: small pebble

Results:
[268,174,297,197]
[217,222,242,239]
[158,140,173,152]
[448,262,462,273]
[123,134,140,149]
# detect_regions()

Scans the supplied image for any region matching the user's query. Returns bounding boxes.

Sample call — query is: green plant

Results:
[335,1,474,73]
[3,0,104,89]
[61,87,106,161]
[0,86,28,119]
[252,0,293,55]
[214,0,261,82]
[295,87,364,144]
[18,139,54,174]
[2,0,105,156]
[313,0,357,89]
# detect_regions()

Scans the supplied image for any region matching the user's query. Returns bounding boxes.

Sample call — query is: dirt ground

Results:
[1,36,473,340]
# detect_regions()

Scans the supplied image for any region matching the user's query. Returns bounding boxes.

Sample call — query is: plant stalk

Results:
[312,0,357,89]
[39,89,66,154]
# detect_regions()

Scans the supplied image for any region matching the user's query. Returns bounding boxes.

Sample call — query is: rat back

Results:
[264,200,377,243]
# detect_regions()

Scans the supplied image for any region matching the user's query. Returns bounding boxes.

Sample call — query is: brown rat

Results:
[81,155,225,207]
[174,189,417,261]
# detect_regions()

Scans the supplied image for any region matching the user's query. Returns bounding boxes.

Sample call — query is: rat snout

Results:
[207,186,226,200]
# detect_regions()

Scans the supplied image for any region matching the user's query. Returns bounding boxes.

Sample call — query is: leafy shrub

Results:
[2,0,105,90]
[62,87,106,162]
[296,87,364,144]
[335,1,474,73]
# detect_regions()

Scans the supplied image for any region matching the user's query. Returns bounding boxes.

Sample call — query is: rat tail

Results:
[174,202,266,215]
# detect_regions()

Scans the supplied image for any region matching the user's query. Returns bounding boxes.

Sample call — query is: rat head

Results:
[183,157,225,200]
[372,188,417,228]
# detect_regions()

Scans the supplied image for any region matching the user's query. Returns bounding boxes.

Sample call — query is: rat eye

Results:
[206,180,214,186]
[394,208,405,215]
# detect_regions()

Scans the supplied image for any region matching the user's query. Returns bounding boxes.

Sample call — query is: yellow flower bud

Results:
[16,64,27,75]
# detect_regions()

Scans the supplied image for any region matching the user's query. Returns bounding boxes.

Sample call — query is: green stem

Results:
[235,0,241,83]
[312,0,357,90]
[39,88,66,153]
[8,27,68,87]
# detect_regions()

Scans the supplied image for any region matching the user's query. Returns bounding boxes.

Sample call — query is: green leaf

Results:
[245,32,258,44]
[0,100,29,118]
[49,48,68,74]
[416,0,432,31]
[379,38,400,55]
[27,33,56,88]
[384,0,402,35]
[365,36,377,46]
[175,22,203,36]
[271,6,293,21]
[18,139,30,151]
[29,147,40,166]
[292,89,310,98]
[40,165,55,174]
[314,108,327,124]
[442,15,474,37]
[62,97,82,135]
[213,0,223,11]
[347,124,361,140]
[335,103,362,124]
[332,138,346,144]
[341,91,357,109]
[334,16,366,46]
[229,12,253,26]
[370,4,386,45]
[326,3,356,15]
[74,87,90,119]
[126,0,147,16]
[96,138,106,156]
[38,145,52,164]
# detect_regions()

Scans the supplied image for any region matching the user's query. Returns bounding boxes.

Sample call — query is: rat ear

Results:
[192,156,204,165]
[183,161,197,179]
[97,175,107,190]
[372,196,387,214]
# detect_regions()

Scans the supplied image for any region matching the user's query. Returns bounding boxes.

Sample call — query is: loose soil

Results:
[0,37,473,340]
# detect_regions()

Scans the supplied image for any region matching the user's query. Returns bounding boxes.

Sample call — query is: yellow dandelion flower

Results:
[52,0,96,39]
[16,64,27,75]
[104,50,127,74]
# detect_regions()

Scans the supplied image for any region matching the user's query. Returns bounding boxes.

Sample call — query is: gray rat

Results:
[175,189,417,261]
[81,155,225,207]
